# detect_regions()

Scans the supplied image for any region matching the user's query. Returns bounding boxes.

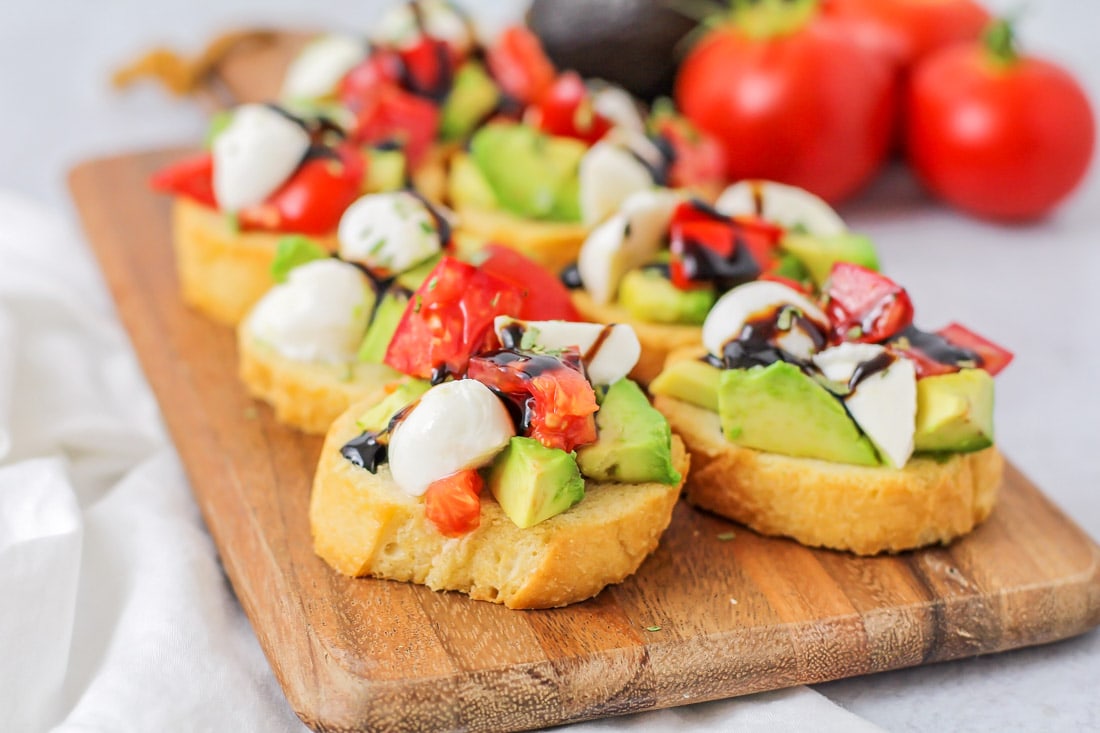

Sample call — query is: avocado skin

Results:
[526,0,696,101]
[577,378,682,484]
[488,437,585,529]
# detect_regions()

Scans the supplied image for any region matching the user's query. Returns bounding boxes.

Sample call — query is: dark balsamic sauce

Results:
[847,351,896,391]
[705,306,827,373]
[340,432,387,472]
[406,189,452,246]
[890,325,983,369]
[559,263,584,290]
[470,348,581,434]
[672,199,762,291]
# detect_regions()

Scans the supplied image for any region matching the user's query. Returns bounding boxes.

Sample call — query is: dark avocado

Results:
[526,0,698,101]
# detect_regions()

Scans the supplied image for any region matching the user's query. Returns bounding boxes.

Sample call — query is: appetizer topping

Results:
[577,188,683,304]
[280,34,368,102]
[527,71,614,145]
[591,83,647,134]
[668,200,783,291]
[387,379,515,496]
[424,469,484,537]
[716,180,848,237]
[889,323,1013,378]
[493,316,642,387]
[337,191,442,275]
[813,343,917,468]
[702,280,828,364]
[373,0,475,57]
[824,262,914,344]
[473,244,581,321]
[578,139,658,227]
[247,258,373,363]
[212,103,311,211]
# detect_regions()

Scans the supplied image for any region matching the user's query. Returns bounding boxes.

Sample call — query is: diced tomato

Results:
[149,153,216,208]
[667,200,780,290]
[338,51,404,105]
[824,262,914,343]
[526,72,613,146]
[467,348,598,452]
[654,116,727,191]
[398,35,456,100]
[937,323,1014,376]
[346,82,440,167]
[237,143,365,236]
[384,257,525,380]
[424,469,483,537]
[475,244,581,321]
[486,26,556,106]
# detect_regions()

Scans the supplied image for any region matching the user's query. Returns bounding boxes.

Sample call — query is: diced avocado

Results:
[649,359,722,412]
[271,235,329,282]
[395,254,441,291]
[781,232,880,287]
[576,378,682,484]
[914,369,995,453]
[365,148,408,193]
[204,109,234,148]
[488,437,585,528]
[355,379,431,432]
[448,153,500,210]
[357,290,409,363]
[618,268,716,325]
[771,253,811,284]
[470,122,585,221]
[718,362,880,466]
[547,173,582,222]
[440,61,500,141]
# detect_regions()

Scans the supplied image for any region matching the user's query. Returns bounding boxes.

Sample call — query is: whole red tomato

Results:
[675,3,897,204]
[825,0,990,66]
[905,21,1095,220]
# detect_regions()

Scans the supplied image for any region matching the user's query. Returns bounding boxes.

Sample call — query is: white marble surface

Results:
[2,1,1098,731]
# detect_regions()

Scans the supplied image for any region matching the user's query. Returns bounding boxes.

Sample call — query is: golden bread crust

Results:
[652,395,1003,555]
[310,397,690,608]
[571,291,704,387]
[172,198,338,326]
[237,325,401,434]
[451,205,590,274]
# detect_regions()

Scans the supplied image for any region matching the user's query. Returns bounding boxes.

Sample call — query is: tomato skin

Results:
[675,16,897,204]
[486,26,557,107]
[424,469,483,537]
[384,257,525,380]
[825,262,914,343]
[149,153,217,208]
[826,0,990,66]
[653,117,727,191]
[238,144,365,236]
[906,46,1095,221]
[527,71,613,146]
[937,323,1013,376]
[667,201,782,290]
[475,244,581,321]
[347,82,441,168]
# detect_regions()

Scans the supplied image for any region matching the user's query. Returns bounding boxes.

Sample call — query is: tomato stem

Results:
[729,0,819,39]
[982,18,1019,67]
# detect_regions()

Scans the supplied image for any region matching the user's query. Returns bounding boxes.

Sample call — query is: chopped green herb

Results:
[224,211,240,234]
[644,625,662,633]
[846,325,864,340]
[419,220,435,235]
[368,237,388,256]
[270,236,327,282]
[427,276,438,291]
[490,292,501,308]
[776,306,802,332]
[413,294,423,313]
[717,531,736,541]
[519,326,541,351]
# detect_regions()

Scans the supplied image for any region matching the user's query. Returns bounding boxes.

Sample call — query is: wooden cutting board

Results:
[69,147,1100,733]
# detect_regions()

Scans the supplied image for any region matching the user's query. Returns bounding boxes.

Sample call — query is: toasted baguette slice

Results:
[571,291,704,387]
[311,396,690,608]
[238,324,401,434]
[172,198,338,326]
[451,205,590,274]
[653,395,1003,555]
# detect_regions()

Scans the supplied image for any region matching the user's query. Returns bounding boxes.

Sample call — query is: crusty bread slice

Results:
[310,395,690,608]
[653,395,1003,555]
[238,325,401,434]
[571,291,704,387]
[451,205,590,274]
[172,198,338,326]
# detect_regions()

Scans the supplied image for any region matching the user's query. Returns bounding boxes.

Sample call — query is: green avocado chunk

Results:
[355,379,431,433]
[914,368,995,453]
[718,362,880,466]
[488,437,585,528]
[357,290,409,364]
[440,61,500,141]
[618,268,716,325]
[448,153,500,210]
[649,358,722,412]
[576,378,682,484]
[469,122,585,221]
[270,235,329,283]
[365,148,408,193]
[395,254,441,291]
[780,232,880,287]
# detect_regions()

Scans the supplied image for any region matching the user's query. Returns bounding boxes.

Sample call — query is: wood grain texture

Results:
[70,148,1100,733]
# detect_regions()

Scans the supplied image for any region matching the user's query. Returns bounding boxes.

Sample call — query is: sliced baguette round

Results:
[172,197,338,326]
[571,290,704,387]
[238,324,401,434]
[652,394,1003,555]
[310,395,690,608]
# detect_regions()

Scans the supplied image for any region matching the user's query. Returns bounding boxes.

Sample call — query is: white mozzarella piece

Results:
[280,34,367,101]
[715,180,847,237]
[212,104,311,212]
[494,317,641,386]
[373,0,474,55]
[702,281,827,360]
[246,259,372,364]
[387,379,515,497]
[338,192,442,274]
[592,85,646,134]
[578,141,654,227]
[576,188,682,305]
[813,343,917,468]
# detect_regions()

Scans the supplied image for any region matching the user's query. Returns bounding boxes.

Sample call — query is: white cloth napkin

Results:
[0,190,883,732]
